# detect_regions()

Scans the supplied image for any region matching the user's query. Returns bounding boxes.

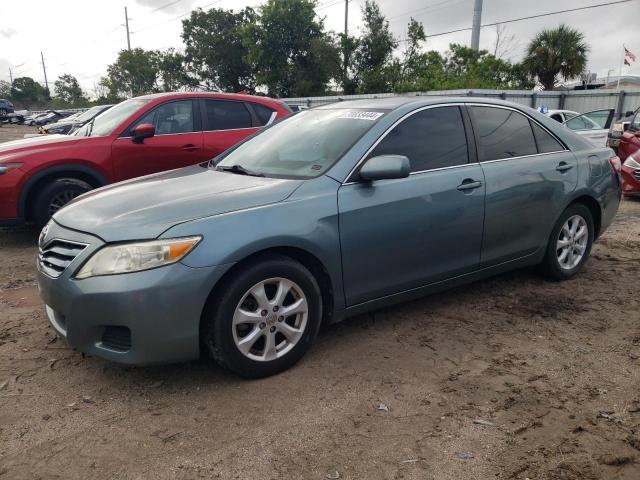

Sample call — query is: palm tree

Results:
[523,24,589,90]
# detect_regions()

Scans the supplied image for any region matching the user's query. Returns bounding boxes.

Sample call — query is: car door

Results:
[111,99,206,180]
[563,109,614,147]
[200,99,259,158]
[338,105,485,306]
[468,105,578,266]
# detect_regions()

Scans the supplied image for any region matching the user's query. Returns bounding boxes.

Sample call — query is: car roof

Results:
[314,96,554,112]
[135,91,287,107]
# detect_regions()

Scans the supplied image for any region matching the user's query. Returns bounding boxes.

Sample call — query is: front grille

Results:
[101,326,132,352]
[634,169,640,180]
[38,239,87,278]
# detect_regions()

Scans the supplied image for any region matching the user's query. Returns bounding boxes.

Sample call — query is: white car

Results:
[542,108,614,147]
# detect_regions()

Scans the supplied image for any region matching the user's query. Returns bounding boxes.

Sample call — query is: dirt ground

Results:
[0,124,39,142]
[1,126,640,479]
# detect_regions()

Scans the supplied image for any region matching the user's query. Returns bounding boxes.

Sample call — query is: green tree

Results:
[338,32,359,94]
[352,1,398,93]
[182,7,256,92]
[0,80,11,99]
[157,49,197,92]
[401,18,426,80]
[522,24,588,90]
[53,74,86,106]
[10,77,48,108]
[105,48,160,98]
[243,0,340,97]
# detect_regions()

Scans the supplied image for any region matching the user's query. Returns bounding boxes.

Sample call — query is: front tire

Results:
[203,254,322,378]
[541,203,594,280]
[33,178,92,227]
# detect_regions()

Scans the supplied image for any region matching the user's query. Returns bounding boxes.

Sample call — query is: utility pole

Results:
[40,51,49,96]
[124,6,131,50]
[471,0,483,51]
[343,0,349,86]
[8,68,13,85]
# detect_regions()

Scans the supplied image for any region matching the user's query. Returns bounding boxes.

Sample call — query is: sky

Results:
[1,0,639,96]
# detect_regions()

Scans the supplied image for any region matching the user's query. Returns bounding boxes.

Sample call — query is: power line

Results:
[133,0,223,34]
[388,0,463,21]
[397,0,637,43]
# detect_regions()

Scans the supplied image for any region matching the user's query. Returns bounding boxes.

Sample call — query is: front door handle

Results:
[182,144,199,152]
[556,162,573,173]
[457,179,483,191]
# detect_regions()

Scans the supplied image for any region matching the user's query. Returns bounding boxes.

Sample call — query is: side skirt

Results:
[332,250,545,322]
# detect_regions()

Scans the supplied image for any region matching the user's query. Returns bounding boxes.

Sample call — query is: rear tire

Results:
[541,203,594,280]
[202,254,322,378]
[33,178,92,227]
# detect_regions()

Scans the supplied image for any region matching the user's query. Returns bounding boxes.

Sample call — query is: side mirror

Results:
[359,155,410,182]
[131,123,155,144]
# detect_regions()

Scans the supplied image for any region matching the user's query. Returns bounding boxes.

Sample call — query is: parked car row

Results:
[0,90,634,377]
[39,104,113,135]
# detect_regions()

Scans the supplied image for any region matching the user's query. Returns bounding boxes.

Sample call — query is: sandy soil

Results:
[0,124,39,142]
[1,125,639,478]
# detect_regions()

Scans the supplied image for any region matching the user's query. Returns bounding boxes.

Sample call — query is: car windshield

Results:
[74,106,106,123]
[214,108,386,179]
[75,98,151,137]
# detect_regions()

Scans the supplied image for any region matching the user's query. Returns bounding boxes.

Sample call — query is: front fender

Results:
[163,176,345,309]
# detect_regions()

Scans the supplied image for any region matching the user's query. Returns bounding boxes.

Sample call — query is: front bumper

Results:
[36,221,230,365]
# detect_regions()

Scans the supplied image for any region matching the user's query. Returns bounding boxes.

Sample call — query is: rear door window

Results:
[369,106,469,173]
[203,100,253,131]
[470,106,537,161]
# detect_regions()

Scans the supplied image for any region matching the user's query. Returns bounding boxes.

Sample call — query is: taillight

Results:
[609,155,622,173]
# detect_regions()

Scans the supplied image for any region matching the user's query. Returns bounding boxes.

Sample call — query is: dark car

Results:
[0,92,292,226]
[0,99,15,117]
[36,98,621,378]
[33,110,73,126]
[40,105,113,135]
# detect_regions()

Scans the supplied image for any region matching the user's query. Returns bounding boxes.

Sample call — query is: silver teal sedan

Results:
[36,97,622,377]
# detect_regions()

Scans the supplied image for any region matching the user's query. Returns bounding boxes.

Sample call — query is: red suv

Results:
[618,111,640,196]
[0,92,292,226]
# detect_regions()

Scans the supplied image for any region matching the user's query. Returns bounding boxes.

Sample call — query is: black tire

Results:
[203,254,323,378]
[33,178,92,227]
[541,203,594,280]
[0,108,6,117]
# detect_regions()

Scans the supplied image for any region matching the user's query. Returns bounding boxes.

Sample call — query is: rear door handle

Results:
[182,144,199,152]
[556,162,573,173]
[456,179,483,191]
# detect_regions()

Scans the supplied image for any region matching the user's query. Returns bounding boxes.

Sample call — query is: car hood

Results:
[53,165,304,242]
[0,134,81,158]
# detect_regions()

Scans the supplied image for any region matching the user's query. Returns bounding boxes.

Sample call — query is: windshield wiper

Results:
[216,164,264,177]
[86,118,96,137]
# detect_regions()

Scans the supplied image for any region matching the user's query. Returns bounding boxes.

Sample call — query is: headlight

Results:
[623,156,640,169]
[75,236,201,279]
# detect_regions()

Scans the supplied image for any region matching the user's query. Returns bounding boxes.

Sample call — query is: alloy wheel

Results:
[232,277,309,362]
[48,190,82,216]
[556,214,588,270]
